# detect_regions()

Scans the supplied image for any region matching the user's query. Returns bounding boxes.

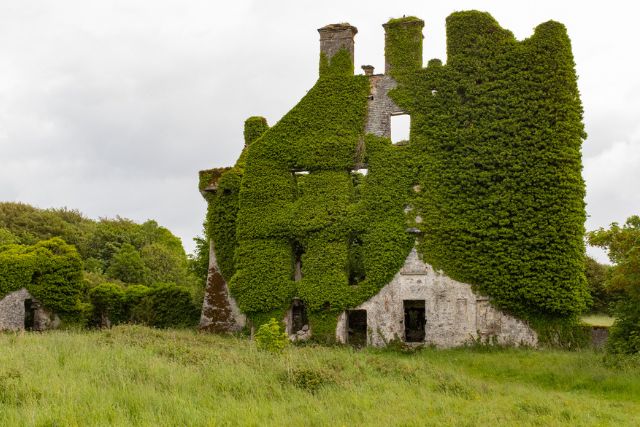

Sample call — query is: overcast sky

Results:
[1,1,638,263]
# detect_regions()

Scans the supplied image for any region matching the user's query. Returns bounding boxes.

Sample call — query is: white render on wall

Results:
[336,248,538,348]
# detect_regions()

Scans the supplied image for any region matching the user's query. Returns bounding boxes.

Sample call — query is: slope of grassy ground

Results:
[1,325,639,426]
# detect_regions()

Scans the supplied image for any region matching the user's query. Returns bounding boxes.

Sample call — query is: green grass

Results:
[581,314,616,327]
[1,326,639,426]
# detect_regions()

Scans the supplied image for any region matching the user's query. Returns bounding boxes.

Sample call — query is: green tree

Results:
[588,216,640,354]
[140,243,188,286]
[106,243,147,284]
[585,256,612,313]
[0,227,19,246]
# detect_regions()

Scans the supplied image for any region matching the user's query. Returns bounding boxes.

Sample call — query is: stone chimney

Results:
[361,65,375,76]
[383,17,424,74]
[318,23,358,77]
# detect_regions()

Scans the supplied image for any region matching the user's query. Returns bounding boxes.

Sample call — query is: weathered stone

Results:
[0,288,60,332]
[364,75,404,138]
[335,248,538,348]
[199,239,245,333]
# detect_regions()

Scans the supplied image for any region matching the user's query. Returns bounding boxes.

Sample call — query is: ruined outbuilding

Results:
[0,288,60,332]
[198,12,587,347]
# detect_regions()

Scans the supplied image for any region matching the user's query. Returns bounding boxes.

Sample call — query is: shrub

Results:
[132,283,199,328]
[0,238,84,321]
[254,318,288,353]
[89,283,126,326]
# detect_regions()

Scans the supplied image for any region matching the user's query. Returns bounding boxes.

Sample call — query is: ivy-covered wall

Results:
[390,12,588,320]
[0,238,85,320]
[199,10,588,337]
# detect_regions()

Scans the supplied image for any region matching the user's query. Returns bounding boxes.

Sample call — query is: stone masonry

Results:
[335,248,538,347]
[0,288,60,331]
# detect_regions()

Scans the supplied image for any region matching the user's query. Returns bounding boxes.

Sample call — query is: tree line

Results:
[0,202,208,328]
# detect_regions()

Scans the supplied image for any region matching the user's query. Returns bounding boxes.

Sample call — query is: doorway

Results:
[24,299,35,330]
[290,298,308,334]
[404,300,425,342]
[347,310,367,347]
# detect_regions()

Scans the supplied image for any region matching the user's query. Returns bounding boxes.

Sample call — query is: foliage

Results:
[588,216,640,354]
[188,235,209,284]
[255,318,288,353]
[0,227,19,246]
[106,243,147,284]
[389,11,588,320]
[132,284,199,329]
[585,256,612,313]
[0,202,202,307]
[89,283,126,325]
[140,243,189,286]
[0,238,84,320]
[0,202,94,250]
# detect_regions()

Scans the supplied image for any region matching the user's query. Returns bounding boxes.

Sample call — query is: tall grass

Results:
[1,325,638,426]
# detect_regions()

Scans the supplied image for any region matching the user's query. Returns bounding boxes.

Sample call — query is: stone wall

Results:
[0,288,60,331]
[364,74,404,138]
[335,248,538,348]
[199,239,246,332]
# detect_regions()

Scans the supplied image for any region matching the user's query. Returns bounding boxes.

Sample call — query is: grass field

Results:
[1,325,639,426]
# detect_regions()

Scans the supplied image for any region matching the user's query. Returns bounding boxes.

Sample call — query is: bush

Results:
[89,283,126,326]
[606,295,640,354]
[255,318,288,353]
[0,238,84,321]
[132,284,199,328]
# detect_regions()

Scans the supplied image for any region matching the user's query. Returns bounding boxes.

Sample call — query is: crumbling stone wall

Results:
[364,74,403,138]
[0,288,59,331]
[199,240,245,332]
[336,248,538,347]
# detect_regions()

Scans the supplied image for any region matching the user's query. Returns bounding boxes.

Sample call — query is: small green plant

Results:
[254,318,288,354]
[285,368,330,393]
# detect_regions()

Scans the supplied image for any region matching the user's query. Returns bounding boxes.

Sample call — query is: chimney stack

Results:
[318,23,357,77]
[383,17,424,75]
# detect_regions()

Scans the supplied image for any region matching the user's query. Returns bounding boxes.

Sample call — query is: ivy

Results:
[389,11,588,320]
[0,238,85,320]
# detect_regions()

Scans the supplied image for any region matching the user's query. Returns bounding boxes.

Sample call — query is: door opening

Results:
[290,298,308,334]
[24,299,35,331]
[347,309,367,347]
[404,300,425,342]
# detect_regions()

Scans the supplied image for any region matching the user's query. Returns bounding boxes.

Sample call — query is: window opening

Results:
[292,241,304,282]
[24,299,35,331]
[348,237,365,285]
[347,309,367,347]
[390,113,410,144]
[404,300,426,342]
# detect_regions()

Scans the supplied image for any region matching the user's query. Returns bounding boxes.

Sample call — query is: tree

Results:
[588,216,640,354]
[585,256,612,313]
[106,243,147,284]
[140,243,188,286]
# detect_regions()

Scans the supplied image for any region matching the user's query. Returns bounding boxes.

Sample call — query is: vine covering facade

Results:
[198,11,587,346]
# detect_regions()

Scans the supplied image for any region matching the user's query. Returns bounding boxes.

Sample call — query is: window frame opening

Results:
[390,113,411,145]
